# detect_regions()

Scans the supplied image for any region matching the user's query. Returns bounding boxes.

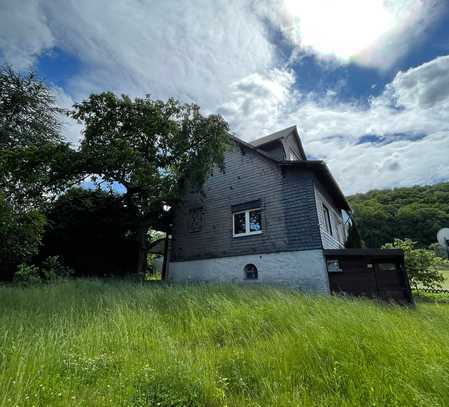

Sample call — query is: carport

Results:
[324,249,414,304]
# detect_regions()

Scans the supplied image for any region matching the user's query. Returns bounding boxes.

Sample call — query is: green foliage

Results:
[71,92,231,272]
[72,92,231,215]
[2,281,449,406]
[349,182,449,248]
[0,65,79,211]
[0,66,80,280]
[0,65,61,149]
[1,142,80,210]
[344,221,363,248]
[13,264,42,284]
[1,66,232,277]
[0,194,46,281]
[382,239,446,289]
[40,256,74,281]
[429,242,449,259]
[39,188,138,277]
[13,256,73,284]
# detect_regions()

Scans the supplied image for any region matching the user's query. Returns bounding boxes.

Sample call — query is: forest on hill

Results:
[348,182,449,248]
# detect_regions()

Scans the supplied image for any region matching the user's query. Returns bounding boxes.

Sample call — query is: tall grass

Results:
[1,280,449,406]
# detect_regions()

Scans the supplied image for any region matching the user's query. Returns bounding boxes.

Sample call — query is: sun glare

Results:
[284,0,396,61]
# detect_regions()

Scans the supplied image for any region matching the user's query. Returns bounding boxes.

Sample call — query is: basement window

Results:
[322,204,333,236]
[233,208,262,237]
[244,264,258,280]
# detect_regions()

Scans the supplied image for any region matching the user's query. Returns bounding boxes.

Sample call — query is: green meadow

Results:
[1,280,449,406]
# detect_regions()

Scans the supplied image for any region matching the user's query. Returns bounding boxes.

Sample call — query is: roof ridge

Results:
[249,125,297,147]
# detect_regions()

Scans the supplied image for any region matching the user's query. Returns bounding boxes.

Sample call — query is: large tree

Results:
[0,65,78,210]
[71,92,230,273]
[0,66,78,279]
[0,65,61,149]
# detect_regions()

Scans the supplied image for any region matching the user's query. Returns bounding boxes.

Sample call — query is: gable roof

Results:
[250,125,297,147]
[249,125,307,160]
[231,128,350,212]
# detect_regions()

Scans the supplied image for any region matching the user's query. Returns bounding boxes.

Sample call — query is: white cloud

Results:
[40,0,275,109]
[0,0,448,193]
[275,0,443,69]
[0,0,55,69]
[219,55,449,194]
[384,55,449,109]
[1,0,442,101]
[0,0,278,142]
[218,69,296,137]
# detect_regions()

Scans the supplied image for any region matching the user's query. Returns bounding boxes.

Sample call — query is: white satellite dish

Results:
[437,228,449,257]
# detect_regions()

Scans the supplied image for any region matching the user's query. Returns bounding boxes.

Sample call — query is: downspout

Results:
[161,232,169,281]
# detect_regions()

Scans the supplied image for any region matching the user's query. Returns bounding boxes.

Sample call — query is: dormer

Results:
[250,125,307,161]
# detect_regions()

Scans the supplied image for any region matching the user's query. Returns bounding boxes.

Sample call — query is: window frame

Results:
[322,203,333,236]
[232,208,263,237]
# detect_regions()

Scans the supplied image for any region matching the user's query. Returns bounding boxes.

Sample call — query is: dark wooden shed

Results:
[324,249,414,304]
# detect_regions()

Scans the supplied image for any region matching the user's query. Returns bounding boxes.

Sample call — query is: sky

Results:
[1,0,449,195]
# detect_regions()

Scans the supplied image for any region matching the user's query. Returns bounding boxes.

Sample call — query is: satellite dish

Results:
[437,228,449,257]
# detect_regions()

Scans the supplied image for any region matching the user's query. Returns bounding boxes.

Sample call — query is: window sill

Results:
[233,231,263,238]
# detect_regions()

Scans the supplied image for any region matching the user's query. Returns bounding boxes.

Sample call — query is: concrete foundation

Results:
[168,249,329,293]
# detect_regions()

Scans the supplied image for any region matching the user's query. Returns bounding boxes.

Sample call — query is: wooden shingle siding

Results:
[314,177,345,249]
[171,142,323,261]
[281,168,322,250]
[258,141,286,160]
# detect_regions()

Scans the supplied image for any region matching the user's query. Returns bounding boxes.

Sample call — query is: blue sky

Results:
[1,0,449,194]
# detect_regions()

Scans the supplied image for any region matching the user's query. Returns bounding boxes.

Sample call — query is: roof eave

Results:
[231,135,350,212]
[291,126,307,160]
[229,135,280,163]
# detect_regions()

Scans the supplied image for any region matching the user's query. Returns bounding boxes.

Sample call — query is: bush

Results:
[13,256,73,284]
[40,256,74,281]
[382,238,446,289]
[38,188,138,277]
[0,194,46,281]
[429,242,448,259]
[13,264,42,284]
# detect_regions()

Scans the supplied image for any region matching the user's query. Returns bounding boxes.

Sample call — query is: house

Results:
[167,125,413,302]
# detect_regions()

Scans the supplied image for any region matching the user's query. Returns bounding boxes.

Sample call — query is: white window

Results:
[322,204,333,236]
[233,208,262,237]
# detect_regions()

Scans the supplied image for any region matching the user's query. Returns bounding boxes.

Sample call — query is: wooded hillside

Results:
[348,182,449,248]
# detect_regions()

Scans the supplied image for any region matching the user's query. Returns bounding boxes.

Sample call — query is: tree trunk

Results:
[135,224,149,275]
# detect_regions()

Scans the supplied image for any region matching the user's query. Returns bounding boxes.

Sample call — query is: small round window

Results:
[244,264,258,280]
